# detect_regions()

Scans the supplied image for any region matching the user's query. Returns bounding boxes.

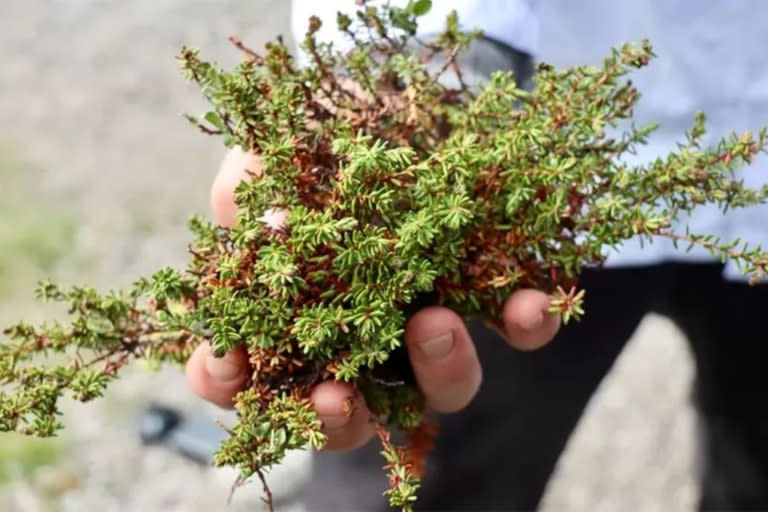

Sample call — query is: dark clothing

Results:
[303,263,768,511]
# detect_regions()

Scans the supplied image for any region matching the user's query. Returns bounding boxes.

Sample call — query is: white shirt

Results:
[290,0,538,59]
[290,0,768,281]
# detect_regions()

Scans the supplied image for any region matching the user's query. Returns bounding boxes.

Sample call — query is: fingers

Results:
[310,289,559,441]
[186,289,559,418]
[190,149,285,410]
[210,147,287,229]
[186,342,376,450]
[204,148,378,451]
[402,290,560,414]
[210,147,261,228]
[186,341,250,409]
[404,306,483,413]
[501,289,561,351]
[309,381,376,451]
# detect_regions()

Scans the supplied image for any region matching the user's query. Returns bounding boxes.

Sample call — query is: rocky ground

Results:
[0,1,696,510]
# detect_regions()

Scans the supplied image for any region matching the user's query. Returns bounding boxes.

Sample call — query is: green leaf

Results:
[85,315,114,335]
[203,111,226,131]
[388,7,418,34]
[408,0,432,17]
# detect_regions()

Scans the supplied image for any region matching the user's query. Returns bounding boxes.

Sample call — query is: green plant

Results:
[2,1,768,510]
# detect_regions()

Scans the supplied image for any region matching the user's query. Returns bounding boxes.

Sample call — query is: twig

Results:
[227,471,274,512]
[229,35,265,65]
[428,44,462,91]
[254,468,275,512]
[217,417,274,512]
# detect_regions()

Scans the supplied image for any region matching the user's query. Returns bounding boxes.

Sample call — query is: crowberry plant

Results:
[3,1,768,509]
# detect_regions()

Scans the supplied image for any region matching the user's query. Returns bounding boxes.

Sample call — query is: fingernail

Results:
[417,331,454,360]
[321,415,350,430]
[205,354,243,382]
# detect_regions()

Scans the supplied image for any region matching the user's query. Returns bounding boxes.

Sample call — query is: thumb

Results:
[186,342,250,409]
[210,147,287,229]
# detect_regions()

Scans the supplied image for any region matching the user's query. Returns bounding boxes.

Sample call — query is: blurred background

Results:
[0,1,697,510]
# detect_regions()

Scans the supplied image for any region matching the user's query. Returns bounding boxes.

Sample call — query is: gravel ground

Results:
[0,1,696,510]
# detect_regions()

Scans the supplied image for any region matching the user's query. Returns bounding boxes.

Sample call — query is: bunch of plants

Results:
[2,1,768,510]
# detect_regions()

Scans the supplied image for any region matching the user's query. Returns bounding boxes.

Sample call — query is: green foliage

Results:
[2,1,768,510]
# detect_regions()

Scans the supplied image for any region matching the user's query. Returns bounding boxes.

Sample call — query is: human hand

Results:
[186,148,561,451]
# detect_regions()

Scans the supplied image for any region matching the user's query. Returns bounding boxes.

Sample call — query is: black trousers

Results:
[301,263,768,511]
